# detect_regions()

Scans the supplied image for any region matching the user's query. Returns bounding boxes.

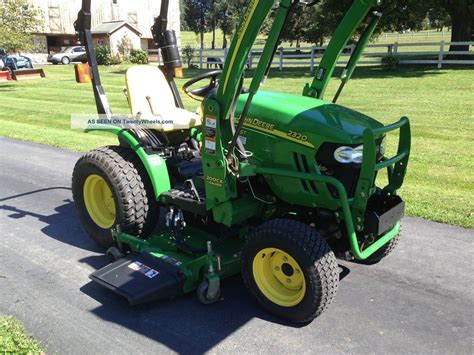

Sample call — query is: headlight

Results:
[334,145,364,164]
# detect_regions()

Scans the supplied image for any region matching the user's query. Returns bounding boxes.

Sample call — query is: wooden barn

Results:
[28,0,181,59]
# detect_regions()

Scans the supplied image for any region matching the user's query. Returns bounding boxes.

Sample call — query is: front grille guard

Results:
[255,116,411,260]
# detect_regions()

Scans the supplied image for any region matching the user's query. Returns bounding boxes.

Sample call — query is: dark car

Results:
[47,46,87,65]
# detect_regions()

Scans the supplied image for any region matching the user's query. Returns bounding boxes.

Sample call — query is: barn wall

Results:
[30,0,181,41]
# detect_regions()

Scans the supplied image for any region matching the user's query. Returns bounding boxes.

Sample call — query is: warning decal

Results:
[128,261,159,279]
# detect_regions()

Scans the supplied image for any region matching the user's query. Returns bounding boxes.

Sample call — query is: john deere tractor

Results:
[72,0,410,323]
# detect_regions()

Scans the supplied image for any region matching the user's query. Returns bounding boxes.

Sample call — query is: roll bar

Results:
[74,0,112,117]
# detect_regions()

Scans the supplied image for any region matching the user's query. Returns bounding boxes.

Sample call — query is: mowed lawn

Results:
[0,64,473,228]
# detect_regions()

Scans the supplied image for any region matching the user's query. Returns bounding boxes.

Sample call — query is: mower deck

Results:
[90,227,242,303]
[90,252,185,304]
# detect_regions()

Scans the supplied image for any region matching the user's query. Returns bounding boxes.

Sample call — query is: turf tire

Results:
[72,146,159,248]
[241,219,339,323]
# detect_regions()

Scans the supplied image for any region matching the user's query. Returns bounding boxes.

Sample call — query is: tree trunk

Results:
[212,21,216,49]
[200,31,204,49]
[447,4,472,57]
[223,31,227,49]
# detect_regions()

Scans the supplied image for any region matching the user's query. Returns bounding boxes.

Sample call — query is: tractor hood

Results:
[236,91,383,145]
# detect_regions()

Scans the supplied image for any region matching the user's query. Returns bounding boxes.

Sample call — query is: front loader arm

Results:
[215,0,275,121]
[303,0,379,100]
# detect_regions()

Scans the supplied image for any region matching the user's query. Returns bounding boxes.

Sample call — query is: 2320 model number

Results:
[287,130,308,142]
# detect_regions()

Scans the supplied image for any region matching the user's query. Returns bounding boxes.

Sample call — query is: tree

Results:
[278,6,307,48]
[215,0,249,48]
[216,1,233,48]
[182,0,212,49]
[436,0,473,53]
[0,0,43,53]
[209,0,218,49]
[305,0,472,54]
[428,6,451,32]
[213,0,236,49]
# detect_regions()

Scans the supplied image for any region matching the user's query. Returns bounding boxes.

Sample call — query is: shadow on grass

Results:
[0,83,17,92]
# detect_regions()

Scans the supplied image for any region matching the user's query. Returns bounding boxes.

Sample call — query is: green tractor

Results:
[73,0,410,323]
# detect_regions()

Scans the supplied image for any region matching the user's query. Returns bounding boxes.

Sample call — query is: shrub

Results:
[109,54,122,65]
[95,45,111,65]
[382,54,400,70]
[182,44,195,67]
[129,48,149,64]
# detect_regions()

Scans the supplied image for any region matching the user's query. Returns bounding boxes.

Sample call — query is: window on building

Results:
[112,0,118,5]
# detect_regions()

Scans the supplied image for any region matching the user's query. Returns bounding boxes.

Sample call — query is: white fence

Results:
[150,41,474,70]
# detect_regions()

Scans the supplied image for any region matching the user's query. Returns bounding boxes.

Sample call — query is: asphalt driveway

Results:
[0,137,472,354]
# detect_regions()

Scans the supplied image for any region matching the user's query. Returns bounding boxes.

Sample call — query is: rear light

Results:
[173,67,183,78]
[75,63,91,84]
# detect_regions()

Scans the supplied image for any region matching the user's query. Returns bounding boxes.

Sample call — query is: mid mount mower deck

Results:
[73,0,410,323]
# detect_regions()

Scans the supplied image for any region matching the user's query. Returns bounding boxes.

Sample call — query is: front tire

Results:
[72,146,159,248]
[356,226,402,265]
[61,56,70,65]
[242,219,339,323]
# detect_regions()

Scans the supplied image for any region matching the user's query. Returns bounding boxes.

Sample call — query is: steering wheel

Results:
[183,70,222,101]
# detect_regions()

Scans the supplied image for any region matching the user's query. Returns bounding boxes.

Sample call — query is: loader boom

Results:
[303,0,379,100]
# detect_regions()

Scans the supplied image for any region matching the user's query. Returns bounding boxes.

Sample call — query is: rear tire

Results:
[72,146,159,248]
[242,219,339,323]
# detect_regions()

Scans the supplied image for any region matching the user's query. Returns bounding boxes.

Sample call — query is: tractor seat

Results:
[125,66,201,132]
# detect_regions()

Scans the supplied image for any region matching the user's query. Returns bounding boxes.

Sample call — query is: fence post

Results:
[248,53,253,70]
[224,48,229,62]
[279,47,283,70]
[310,46,315,72]
[393,42,399,56]
[438,41,445,69]
[199,48,203,69]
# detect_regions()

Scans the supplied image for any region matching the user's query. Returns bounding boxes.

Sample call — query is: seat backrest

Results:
[125,66,176,117]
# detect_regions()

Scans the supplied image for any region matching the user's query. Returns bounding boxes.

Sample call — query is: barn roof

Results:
[92,21,141,36]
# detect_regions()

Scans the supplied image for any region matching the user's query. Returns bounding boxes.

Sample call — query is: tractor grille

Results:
[293,153,318,195]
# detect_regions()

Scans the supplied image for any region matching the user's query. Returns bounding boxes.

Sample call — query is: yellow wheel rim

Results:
[83,174,116,229]
[252,247,306,307]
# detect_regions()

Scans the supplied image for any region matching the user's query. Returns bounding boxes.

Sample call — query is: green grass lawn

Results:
[0,316,43,354]
[0,64,473,228]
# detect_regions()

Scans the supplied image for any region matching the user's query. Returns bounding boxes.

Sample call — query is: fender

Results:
[86,126,171,199]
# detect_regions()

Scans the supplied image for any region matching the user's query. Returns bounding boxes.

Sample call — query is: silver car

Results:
[47,46,87,65]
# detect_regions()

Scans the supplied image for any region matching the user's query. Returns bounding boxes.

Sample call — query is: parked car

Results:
[48,46,87,65]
